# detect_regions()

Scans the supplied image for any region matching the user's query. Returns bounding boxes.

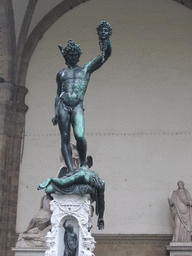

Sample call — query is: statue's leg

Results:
[71,107,87,166]
[51,170,86,187]
[37,178,52,190]
[58,105,73,172]
[45,184,54,194]
[37,170,86,191]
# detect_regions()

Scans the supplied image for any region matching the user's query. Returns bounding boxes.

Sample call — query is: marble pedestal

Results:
[166,242,192,256]
[45,193,95,256]
[12,248,47,256]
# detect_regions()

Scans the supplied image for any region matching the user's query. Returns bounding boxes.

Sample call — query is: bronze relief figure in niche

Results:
[63,219,78,256]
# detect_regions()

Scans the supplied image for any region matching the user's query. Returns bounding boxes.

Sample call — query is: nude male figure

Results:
[52,22,112,174]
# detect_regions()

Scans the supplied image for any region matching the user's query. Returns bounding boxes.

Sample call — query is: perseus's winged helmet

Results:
[58,39,82,57]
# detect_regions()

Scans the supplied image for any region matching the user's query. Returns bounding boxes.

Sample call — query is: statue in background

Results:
[52,21,112,175]
[63,219,78,256]
[16,195,52,248]
[168,181,192,242]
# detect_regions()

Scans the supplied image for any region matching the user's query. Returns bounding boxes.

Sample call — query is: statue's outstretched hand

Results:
[52,116,58,125]
[97,218,104,230]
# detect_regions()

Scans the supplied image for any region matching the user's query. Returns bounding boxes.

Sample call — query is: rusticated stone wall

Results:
[93,234,172,256]
[0,81,28,256]
[0,1,28,255]
[0,0,16,83]
[13,233,172,256]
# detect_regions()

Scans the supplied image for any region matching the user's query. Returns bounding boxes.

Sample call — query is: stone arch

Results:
[16,0,192,88]
[174,0,192,10]
[17,0,90,87]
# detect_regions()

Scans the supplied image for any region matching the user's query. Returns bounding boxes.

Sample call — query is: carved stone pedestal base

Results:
[166,243,192,256]
[45,194,95,256]
[12,248,47,256]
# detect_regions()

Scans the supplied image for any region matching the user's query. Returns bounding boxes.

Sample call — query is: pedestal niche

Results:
[45,194,96,256]
[12,248,47,256]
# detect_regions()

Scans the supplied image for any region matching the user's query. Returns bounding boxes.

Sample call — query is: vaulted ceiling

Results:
[13,0,192,45]
[11,0,192,87]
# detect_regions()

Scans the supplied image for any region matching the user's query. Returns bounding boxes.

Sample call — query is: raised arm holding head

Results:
[87,38,112,75]
[87,21,112,75]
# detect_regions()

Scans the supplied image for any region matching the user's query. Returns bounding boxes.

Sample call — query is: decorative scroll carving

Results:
[45,194,95,256]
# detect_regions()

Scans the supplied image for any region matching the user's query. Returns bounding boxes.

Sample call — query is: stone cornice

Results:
[15,233,172,242]
[93,234,172,243]
[0,82,28,113]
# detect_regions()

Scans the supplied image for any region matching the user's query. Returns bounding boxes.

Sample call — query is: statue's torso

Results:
[58,65,89,107]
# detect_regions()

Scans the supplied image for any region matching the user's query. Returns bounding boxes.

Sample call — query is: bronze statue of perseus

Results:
[38,22,111,230]
[52,21,112,175]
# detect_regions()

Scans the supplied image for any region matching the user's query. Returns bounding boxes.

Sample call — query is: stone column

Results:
[0,80,28,256]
